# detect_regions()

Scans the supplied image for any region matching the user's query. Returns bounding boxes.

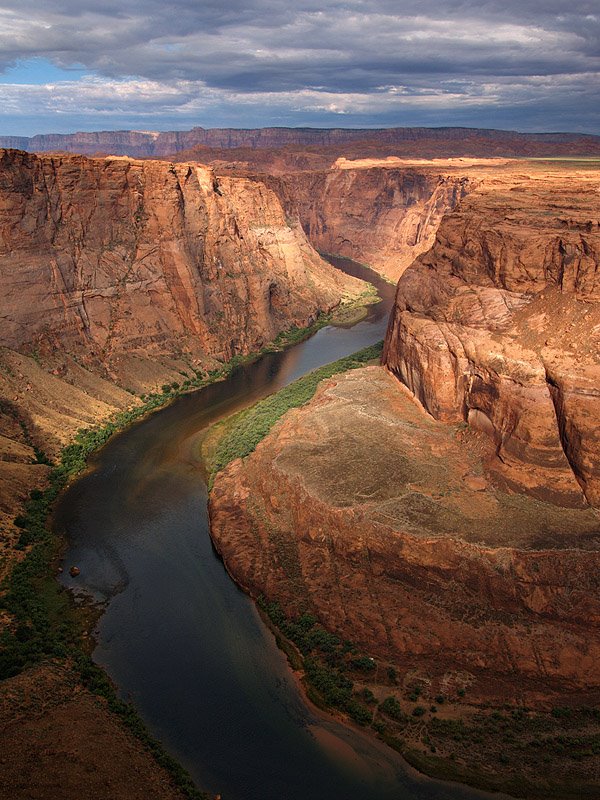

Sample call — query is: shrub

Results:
[351,655,377,673]
[380,696,406,722]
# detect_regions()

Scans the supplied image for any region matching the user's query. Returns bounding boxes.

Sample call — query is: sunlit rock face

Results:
[383,170,600,508]
[263,164,475,282]
[0,148,362,390]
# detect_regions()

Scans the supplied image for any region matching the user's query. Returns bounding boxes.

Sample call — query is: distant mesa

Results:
[1,125,600,160]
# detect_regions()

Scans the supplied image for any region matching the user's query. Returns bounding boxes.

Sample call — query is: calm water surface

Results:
[56,258,508,800]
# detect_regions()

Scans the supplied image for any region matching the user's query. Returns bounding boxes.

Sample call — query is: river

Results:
[55,257,506,800]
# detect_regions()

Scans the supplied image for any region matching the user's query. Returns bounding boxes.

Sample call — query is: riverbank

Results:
[207,364,600,800]
[0,273,383,799]
[0,388,213,798]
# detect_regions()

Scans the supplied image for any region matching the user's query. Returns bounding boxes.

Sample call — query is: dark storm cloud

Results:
[0,0,598,133]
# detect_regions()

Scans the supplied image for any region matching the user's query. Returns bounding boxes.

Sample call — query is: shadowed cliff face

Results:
[383,171,600,508]
[263,166,475,282]
[0,149,362,391]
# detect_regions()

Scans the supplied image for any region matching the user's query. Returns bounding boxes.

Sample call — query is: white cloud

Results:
[0,1,598,132]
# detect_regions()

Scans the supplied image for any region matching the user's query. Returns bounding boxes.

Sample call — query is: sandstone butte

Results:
[209,162,600,794]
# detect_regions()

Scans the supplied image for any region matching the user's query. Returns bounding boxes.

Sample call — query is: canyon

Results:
[0,147,366,800]
[0,149,361,388]
[0,133,599,799]
[0,146,364,520]
[261,160,476,281]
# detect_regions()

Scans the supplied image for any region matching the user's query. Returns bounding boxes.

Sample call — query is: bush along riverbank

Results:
[204,341,383,486]
[256,599,600,800]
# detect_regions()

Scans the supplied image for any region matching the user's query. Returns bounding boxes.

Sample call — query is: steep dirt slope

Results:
[0,345,136,577]
[383,169,600,507]
[0,149,362,392]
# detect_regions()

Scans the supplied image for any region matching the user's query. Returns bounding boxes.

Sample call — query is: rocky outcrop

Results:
[3,126,600,158]
[209,367,600,705]
[265,165,475,281]
[383,171,600,507]
[0,149,362,391]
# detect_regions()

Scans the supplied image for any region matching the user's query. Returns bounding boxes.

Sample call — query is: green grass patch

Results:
[206,341,383,485]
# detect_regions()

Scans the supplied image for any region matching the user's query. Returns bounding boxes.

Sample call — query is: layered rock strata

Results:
[265,164,475,281]
[0,145,363,585]
[209,367,600,705]
[2,126,600,158]
[0,148,362,392]
[383,170,600,507]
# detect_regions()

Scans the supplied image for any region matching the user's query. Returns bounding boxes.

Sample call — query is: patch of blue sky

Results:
[0,57,92,85]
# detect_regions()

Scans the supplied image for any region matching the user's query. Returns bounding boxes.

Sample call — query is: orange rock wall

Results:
[265,168,474,281]
[0,149,360,387]
[383,173,600,506]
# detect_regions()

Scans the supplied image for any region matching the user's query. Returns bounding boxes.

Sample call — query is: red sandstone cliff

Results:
[264,165,474,281]
[209,367,600,706]
[383,171,600,507]
[208,166,600,708]
[0,149,362,391]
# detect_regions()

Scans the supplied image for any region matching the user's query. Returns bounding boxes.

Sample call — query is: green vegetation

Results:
[206,341,383,484]
[379,696,407,722]
[0,418,209,798]
[385,705,600,799]
[258,598,375,728]
[257,587,600,798]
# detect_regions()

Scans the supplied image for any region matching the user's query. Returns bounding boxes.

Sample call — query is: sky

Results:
[0,1,599,136]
